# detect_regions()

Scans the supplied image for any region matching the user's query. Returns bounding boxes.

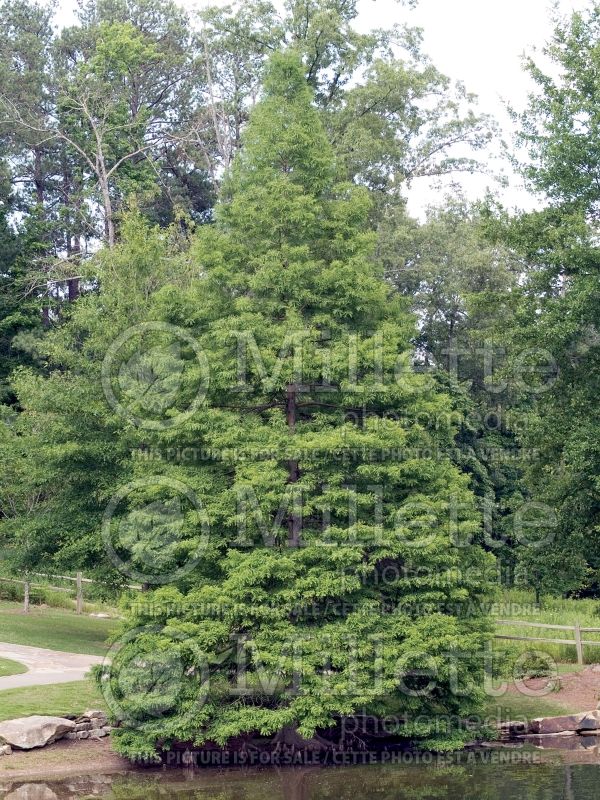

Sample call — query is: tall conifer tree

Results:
[105,52,495,757]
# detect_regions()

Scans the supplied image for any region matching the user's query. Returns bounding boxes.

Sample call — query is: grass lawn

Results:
[0,657,27,677]
[0,602,115,656]
[557,663,587,675]
[486,693,571,723]
[0,680,106,721]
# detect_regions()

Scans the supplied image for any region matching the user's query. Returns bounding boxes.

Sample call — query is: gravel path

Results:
[0,642,103,690]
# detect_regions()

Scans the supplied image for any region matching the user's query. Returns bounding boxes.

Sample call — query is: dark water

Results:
[2,753,600,800]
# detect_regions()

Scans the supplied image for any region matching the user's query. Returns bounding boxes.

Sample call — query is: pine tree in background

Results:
[106,52,495,758]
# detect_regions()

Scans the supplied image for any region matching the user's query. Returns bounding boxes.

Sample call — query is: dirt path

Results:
[508,665,600,713]
[0,737,132,781]
[0,642,103,690]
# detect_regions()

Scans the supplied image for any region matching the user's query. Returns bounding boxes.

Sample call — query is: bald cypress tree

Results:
[106,52,495,758]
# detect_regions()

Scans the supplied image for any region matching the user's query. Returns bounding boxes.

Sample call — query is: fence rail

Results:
[495,619,600,665]
[0,571,141,614]
[1,578,598,660]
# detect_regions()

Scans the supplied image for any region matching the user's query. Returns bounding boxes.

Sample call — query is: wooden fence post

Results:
[575,620,584,665]
[23,581,30,614]
[76,572,83,614]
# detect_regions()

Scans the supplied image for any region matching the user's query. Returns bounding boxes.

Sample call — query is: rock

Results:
[78,731,89,739]
[0,744,12,755]
[75,722,92,731]
[497,720,528,738]
[581,735,600,748]
[89,613,111,618]
[101,726,112,735]
[528,713,586,735]
[577,710,600,731]
[0,717,75,750]
[82,709,107,719]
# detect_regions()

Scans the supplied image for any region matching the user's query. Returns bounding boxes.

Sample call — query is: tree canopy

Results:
[2,0,600,761]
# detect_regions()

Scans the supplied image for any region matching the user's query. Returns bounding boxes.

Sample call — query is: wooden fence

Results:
[0,571,140,614]
[2,579,600,662]
[495,619,600,665]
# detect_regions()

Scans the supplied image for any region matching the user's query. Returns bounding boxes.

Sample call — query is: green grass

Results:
[0,657,27,677]
[0,602,115,656]
[485,692,572,723]
[494,589,600,665]
[557,662,587,675]
[0,680,106,722]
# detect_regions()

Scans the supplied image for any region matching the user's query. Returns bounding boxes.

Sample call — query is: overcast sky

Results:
[55,0,592,216]
[389,0,591,215]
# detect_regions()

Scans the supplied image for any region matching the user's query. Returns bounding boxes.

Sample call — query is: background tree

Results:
[381,198,524,576]
[1,211,194,576]
[0,169,43,403]
[489,4,600,596]
[195,0,493,203]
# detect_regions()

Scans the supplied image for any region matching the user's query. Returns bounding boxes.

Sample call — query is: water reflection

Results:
[4,786,59,800]
[4,759,600,800]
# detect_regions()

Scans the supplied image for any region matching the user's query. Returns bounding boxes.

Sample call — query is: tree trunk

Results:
[99,174,115,247]
[286,384,302,547]
[67,276,80,302]
[68,234,81,301]
[62,149,81,301]
[33,147,44,205]
[34,146,52,325]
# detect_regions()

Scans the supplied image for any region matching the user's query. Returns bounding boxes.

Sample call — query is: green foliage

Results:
[95,52,496,758]
[517,4,600,210]
[0,211,42,403]
[381,198,525,577]
[0,212,193,575]
[8,0,593,762]
[485,4,600,596]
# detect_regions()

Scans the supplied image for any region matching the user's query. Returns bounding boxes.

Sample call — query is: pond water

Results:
[2,752,600,800]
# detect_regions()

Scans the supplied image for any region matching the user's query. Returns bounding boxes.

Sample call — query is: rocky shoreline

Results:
[2,707,600,767]
[494,709,600,752]
[0,711,111,756]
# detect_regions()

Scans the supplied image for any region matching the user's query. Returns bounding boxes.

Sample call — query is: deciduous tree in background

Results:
[491,4,600,596]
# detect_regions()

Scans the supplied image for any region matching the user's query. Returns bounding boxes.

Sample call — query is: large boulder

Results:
[528,713,586,735]
[577,710,600,731]
[0,716,75,750]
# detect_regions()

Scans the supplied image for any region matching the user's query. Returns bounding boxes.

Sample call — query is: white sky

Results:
[55,0,592,217]
[390,0,591,216]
